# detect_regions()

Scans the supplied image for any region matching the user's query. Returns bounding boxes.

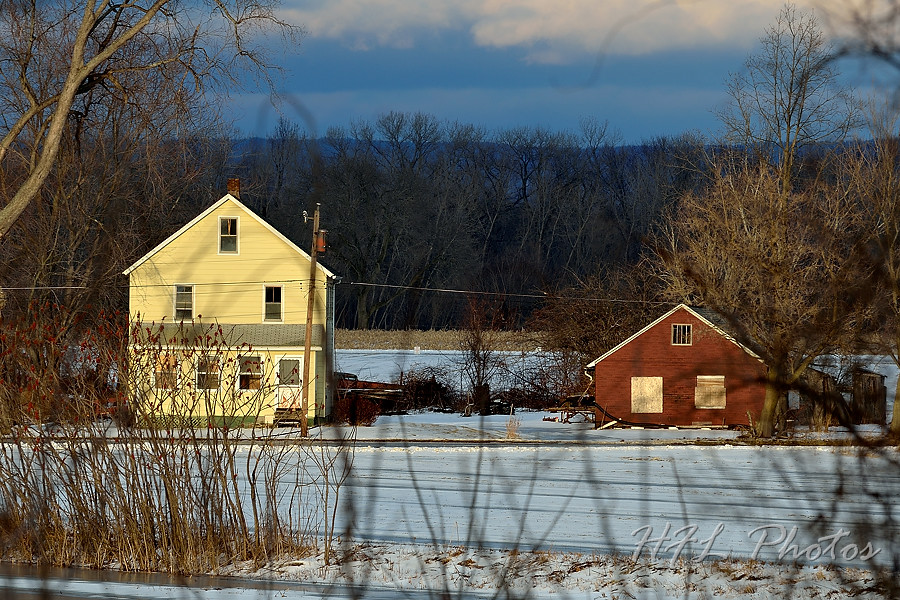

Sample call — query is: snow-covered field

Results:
[335,348,547,393]
[6,411,898,599]
[4,350,899,599]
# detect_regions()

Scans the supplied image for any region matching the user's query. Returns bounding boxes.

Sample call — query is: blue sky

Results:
[229,0,870,144]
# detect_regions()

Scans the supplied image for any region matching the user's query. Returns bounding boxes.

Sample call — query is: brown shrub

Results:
[334,393,380,426]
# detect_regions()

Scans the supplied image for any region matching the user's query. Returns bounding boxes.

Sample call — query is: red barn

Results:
[586,304,767,427]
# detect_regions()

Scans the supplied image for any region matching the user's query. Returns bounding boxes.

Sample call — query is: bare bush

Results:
[399,366,460,412]
[0,305,353,574]
[334,394,380,427]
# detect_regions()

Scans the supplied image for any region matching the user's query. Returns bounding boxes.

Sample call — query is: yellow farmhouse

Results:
[124,182,338,427]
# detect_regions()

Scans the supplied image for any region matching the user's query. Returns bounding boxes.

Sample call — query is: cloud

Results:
[282,0,834,59]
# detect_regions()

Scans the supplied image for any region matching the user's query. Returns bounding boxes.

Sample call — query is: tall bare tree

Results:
[656,158,872,437]
[843,108,900,437]
[717,3,859,193]
[0,0,302,239]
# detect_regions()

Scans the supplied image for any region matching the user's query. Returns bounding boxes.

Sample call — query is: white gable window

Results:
[695,375,726,409]
[174,285,193,321]
[264,286,283,321]
[672,324,692,346]
[631,376,663,413]
[219,216,238,254]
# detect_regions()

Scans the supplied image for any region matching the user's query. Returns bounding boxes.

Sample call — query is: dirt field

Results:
[335,328,541,351]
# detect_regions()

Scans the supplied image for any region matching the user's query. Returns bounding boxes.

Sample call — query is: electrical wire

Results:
[3,280,672,305]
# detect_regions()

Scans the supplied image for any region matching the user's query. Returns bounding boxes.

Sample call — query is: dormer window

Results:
[219,216,238,253]
[672,324,692,346]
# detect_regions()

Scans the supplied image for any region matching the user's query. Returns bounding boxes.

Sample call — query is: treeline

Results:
[0,110,707,331]
[228,114,709,330]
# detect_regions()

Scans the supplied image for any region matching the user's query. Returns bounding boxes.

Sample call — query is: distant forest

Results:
[0,111,712,334]
[216,113,708,331]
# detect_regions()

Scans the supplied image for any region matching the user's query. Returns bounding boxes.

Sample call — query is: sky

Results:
[229,0,881,144]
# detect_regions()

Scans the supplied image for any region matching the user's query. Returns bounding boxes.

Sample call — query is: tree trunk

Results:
[757,369,782,438]
[890,372,900,438]
[355,289,370,330]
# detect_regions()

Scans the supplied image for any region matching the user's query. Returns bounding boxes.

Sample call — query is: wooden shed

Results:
[850,369,887,425]
[585,304,767,427]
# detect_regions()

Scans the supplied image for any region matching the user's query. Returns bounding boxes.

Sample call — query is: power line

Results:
[345,281,670,304]
[344,281,546,299]
[3,280,671,305]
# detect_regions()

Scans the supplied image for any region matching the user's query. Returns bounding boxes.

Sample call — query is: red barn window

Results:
[672,324,692,345]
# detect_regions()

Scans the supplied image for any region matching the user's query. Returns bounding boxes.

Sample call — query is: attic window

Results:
[174,285,193,321]
[672,324,692,346]
[219,216,238,253]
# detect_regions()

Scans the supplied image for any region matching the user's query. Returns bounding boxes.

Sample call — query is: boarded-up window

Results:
[631,377,663,413]
[196,357,220,390]
[695,375,726,409]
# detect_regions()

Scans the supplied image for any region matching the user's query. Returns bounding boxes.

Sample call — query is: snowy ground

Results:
[7,411,896,599]
[4,350,900,599]
[335,348,547,394]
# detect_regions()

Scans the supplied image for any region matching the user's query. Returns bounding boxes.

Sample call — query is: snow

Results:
[335,348,551,393]
[7,411,897,599]
[4,352,899,599]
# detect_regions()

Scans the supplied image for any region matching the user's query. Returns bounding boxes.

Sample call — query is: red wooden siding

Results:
[592,307,767,427]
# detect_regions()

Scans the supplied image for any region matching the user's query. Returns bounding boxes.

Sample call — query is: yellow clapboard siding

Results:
[129,199,328,325]
[126,195,334,426]
[129,346,321,424]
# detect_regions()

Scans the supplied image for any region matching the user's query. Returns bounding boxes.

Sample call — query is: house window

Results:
[278,358,301,386]
[239,355,262,390]
[155,354,178,389]
[265,286,283,321]
[695,375,726,409]
[196,357,220,390]
[219,217,238,253]
[631,376,663,413]
[174,285,193,321]
[672,324,692,346]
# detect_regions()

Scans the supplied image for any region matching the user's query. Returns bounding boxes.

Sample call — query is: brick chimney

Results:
[227,178,241,199]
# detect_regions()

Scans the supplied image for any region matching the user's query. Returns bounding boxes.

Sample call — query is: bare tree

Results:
[458,296,510,416]
[656,158,873,438]
[0,0,302,238]
[717,3,859,193]
[844,108,900,437]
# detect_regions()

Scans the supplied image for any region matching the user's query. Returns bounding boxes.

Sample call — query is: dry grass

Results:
[505,414,521,439]
[0,315,350,576]
[335,329,541,351]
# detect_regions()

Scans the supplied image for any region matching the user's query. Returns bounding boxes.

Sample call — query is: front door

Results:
[276,357,303,409]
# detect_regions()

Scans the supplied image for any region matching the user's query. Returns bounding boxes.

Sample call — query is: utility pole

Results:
[301,204,321,437]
